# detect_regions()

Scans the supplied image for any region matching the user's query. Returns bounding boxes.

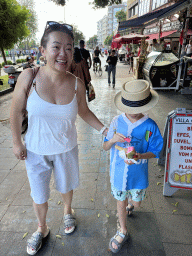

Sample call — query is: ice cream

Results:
[115,145,138,160]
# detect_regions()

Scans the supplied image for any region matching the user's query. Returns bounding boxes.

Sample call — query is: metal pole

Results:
[176,3,191,90]
[64,6,66,23]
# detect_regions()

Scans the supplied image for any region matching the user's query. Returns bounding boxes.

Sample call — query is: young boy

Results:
[103,80,163,254]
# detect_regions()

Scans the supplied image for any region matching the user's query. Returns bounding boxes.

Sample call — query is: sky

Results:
[34,0,108,42]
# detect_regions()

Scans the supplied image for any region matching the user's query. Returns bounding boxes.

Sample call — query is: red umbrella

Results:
[111,33,122,49]
[114,33,149,44]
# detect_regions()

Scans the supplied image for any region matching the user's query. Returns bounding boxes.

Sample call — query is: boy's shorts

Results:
[25,146,79,204]
[111,184,146,202]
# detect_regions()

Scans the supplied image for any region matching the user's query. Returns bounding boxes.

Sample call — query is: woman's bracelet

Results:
[99,126,107,134]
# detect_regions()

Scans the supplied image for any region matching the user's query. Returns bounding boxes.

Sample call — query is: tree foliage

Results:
[49,0,66,6]
[17,0,38,38]
[0,0,30,63]
[104,34,113,46]
[73,25,85,46]
[87,35,98,48]
[115,9,126,22]
[49,0,122,8]
[91,0,122,8]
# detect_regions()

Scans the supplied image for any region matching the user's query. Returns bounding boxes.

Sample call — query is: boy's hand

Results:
[135,153,141,159]
[111,133,125,144]
[124,159,135,165]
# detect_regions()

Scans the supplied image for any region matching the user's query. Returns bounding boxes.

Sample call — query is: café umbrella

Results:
[113,33,149,44]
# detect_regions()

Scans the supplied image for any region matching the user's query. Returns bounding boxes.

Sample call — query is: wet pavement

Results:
[0,58,192,255]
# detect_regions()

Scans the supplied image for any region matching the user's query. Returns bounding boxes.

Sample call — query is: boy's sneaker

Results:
[113,84,115,88]
[108,83,110,86]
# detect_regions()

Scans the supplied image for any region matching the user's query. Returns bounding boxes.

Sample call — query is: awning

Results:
[118,0,189,31]
[114,33,149,44]
[146,30,177,40]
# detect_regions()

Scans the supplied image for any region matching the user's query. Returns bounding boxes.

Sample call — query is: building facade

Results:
[97,2,127,46]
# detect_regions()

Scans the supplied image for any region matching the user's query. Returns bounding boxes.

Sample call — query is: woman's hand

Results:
[13,143,27,160]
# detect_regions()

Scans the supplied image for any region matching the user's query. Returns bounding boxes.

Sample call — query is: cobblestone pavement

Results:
[0,57,192,255]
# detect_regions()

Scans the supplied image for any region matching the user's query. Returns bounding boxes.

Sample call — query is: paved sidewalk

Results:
[1,60,192,255]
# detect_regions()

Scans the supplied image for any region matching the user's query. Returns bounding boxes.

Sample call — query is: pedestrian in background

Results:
[79,40,92,69]
[36,46,42,65]
[129,52,134,74]
[103,80,163,253]
[185,39,192,56]
[68,47,91,99]
[10,21,107,255]
[106,49,117,88]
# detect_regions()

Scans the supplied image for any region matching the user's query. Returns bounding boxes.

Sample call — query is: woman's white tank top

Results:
[25,78,78,155]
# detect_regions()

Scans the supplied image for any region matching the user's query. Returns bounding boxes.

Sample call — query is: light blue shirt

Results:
[104,114,163,191]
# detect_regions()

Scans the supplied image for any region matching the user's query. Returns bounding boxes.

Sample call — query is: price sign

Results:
[162,109,192,196]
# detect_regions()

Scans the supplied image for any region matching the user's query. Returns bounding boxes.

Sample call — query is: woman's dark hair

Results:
[73,47,83,64]
[41,24,74,49]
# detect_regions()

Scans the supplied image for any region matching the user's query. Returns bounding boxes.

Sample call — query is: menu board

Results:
[167,113,192,188]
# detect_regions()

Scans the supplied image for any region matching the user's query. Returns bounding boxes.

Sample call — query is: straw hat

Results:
[114,80,159,114]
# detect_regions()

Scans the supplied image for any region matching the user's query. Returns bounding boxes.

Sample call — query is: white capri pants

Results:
[25,146,79,204]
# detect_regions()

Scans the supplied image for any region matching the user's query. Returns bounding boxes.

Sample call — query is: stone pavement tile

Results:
[0,170,27,204]
[95,185,117,211]
[11,160,26,171]
[149,191,192,215]
[55,209,165,256]
[0,205,63,234]
[0,157,19,170]
[155,213,192,244]
[0,231,54,256]
[99,165,109,173]
[79,153,100,162]
[11,180,32,206]
[163,242,192,256]
[79,161,100,173]
[127,212,166,256]
[0,204,9,220]
[0,138,13,148]
[148,176,164,193]
[52,236,112,256]
[72,173,97,209]
[0,148,14,158]
[0,169,11,184]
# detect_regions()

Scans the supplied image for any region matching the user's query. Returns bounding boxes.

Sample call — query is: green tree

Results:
[0,0,30,63]
[73,26,85,46]
[17,0,38,49]
[49,0,122,8]
[91,0,122,8]
[104,34,113,46]
[87,35,98,49]
[115,9,126,22]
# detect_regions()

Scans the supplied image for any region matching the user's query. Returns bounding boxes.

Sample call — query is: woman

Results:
[10,21,107,255]
[68,47,91,98]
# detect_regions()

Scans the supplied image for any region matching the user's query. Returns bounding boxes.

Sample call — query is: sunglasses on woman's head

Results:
[45,21,73,32]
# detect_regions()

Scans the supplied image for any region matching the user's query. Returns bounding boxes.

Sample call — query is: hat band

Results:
[121,93,152,107]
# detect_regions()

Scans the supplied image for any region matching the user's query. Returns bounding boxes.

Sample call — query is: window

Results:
[129,4,138,18]
[152,0,168,10]
[139,0,150,16]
